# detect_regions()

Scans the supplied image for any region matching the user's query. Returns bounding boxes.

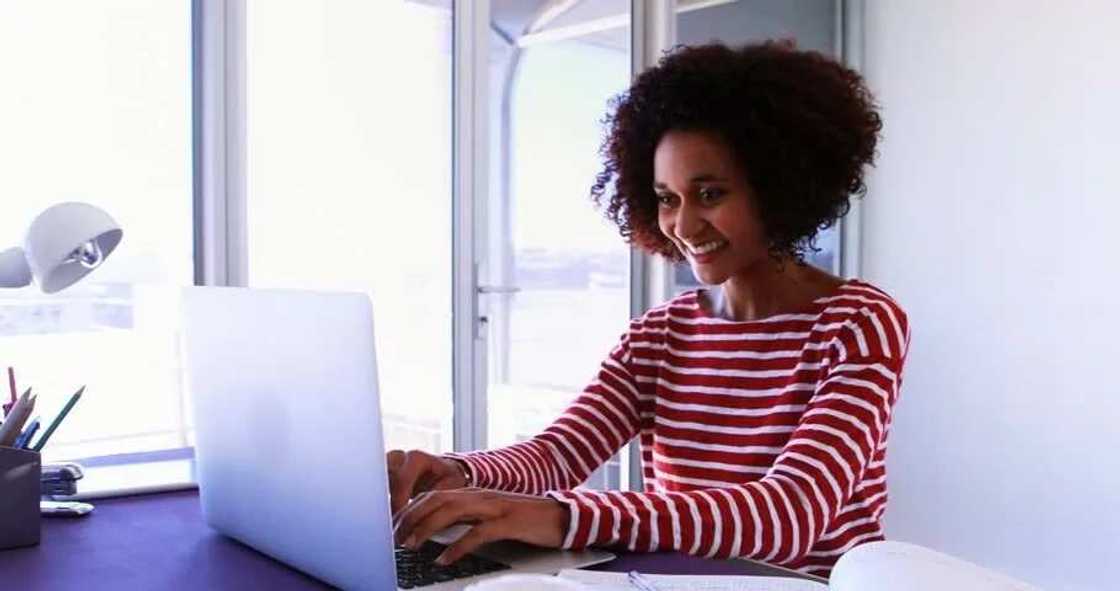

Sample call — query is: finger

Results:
[404,495,500,551]
[411,469,444,497]
[406,457,449,499]
[437,521,505,565]
[386,451,408,513]
[431,474,463,491]
[386,450,408,512]
[393,489,456,545]
[395,490,499,548]
[393,486,481,531]
[386,450,405,472]
[388,453,427,516]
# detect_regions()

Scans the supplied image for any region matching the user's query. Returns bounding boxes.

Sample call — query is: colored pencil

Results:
[31,386,85,452]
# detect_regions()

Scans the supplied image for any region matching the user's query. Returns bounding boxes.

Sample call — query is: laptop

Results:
[181,287,614,590]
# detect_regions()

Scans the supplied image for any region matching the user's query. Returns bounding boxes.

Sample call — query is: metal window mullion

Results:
[192,0,247,288]
[839,0,864,280]
[622,0,676,493]
[452,0,490,453]
[188,0,246,454]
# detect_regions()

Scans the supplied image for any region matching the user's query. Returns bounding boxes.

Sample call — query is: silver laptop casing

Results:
[183,287,613,590]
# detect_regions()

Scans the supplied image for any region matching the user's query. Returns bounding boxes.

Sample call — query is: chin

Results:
[689,263,730,286]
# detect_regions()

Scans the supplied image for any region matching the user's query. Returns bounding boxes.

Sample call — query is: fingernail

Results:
[435,553,449,566]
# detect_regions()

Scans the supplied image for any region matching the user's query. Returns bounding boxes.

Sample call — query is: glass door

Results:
[483,0,633,488]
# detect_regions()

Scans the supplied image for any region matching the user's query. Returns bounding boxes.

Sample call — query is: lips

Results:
[687,239,726,255]
[684,239,728,263]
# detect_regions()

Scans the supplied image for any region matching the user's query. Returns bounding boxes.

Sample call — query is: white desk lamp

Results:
[0,202,122,294]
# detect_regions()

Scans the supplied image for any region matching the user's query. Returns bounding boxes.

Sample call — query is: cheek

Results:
[656,212,674,238]
[719,204,766,247]
[745,216,770,246]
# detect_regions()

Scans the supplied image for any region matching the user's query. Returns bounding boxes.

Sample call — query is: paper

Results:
[557,569,828,591]
[829,541,1041,591]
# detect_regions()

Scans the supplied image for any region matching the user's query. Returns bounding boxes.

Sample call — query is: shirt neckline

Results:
[692,278,856,324]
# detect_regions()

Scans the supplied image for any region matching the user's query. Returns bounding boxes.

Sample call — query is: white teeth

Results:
[687,240,725,255]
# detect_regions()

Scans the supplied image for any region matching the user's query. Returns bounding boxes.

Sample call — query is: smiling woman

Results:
[387,41,907,579]
[595,42,880,266]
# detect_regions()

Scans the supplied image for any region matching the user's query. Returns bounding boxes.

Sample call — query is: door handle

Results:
[477,285,521,294]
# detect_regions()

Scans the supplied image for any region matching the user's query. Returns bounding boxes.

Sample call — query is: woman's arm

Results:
[445,330,644,494]
[546,314,909,566]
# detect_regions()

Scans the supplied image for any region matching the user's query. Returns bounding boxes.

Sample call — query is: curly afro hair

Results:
[591,41,882,263]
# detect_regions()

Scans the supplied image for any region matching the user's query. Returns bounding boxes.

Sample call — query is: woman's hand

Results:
[393,488,569,565]
[386,449,468,515]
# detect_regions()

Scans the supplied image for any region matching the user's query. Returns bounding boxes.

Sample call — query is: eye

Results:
[656,192,677,208]
[698,187,725,203]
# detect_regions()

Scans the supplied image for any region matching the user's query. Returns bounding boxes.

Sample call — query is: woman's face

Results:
[654,129,769,285]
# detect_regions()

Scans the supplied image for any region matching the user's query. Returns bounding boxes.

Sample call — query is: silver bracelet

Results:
[451,458,473,488]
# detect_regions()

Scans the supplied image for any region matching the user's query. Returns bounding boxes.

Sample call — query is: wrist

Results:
[544,493,574,549]
[446,457,473,488]
[551,498,569,529]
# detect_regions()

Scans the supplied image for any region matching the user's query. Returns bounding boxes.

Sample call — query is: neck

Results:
[717,257,836,322]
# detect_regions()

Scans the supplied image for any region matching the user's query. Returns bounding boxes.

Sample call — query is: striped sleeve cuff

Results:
[442,452,496,489]
[545,490,590,549]
[545,489,617,550]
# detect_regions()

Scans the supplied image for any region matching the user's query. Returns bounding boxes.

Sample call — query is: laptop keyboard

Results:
[395,541,511,588]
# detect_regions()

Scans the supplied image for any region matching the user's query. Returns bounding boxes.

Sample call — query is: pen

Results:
[627,570,661,591]
[31,385,84,452]
[14,418,40,449]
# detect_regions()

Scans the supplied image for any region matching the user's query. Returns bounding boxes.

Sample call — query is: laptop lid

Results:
[182,286,395,590]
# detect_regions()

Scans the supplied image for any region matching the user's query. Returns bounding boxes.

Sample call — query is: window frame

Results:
[838,0,865,280]
[451,0,490,453]
[193,0,247,288]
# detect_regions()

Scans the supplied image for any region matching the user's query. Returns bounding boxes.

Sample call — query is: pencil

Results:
[31,386,85,452]
[14,418,40,449]
[0,388,33,447]
[3,366,14,416]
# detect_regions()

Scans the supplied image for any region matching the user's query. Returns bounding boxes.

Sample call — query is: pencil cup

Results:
[0,445,41,550]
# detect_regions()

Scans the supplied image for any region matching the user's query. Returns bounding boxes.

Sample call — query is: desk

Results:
[0,491,818,589]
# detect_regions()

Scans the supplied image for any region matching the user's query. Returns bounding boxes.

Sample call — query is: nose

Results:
[674,200,706,242]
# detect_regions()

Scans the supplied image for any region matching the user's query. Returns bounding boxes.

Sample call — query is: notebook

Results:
[557,541,1041,591]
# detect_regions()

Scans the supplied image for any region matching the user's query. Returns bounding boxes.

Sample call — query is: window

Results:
[1,2,851,487]
[244,0,454,453]
[484,1,632,488]
[0,1,193,462]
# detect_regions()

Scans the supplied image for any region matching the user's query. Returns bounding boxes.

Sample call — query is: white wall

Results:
[861,2,1120,590]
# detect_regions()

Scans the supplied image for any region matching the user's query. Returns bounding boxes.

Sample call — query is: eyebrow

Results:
[653,174,728,189]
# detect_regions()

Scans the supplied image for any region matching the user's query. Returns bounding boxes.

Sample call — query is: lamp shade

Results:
[23,202,123,294]
[0,247,33,288]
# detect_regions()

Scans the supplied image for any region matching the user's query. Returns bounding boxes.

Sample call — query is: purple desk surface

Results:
[0,490,817,589]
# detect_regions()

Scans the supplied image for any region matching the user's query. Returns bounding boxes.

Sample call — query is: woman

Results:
[389,41,908,579]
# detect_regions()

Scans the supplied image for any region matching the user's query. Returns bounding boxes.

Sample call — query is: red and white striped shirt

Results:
[452,279,909,578]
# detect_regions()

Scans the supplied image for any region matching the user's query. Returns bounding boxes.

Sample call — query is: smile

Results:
[686,239,727,255]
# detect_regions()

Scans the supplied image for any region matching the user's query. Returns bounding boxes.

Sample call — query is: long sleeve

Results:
[446,330,644,494]
[544,305,909,567]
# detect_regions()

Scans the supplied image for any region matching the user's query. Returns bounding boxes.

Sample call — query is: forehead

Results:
[653,129,740,182]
